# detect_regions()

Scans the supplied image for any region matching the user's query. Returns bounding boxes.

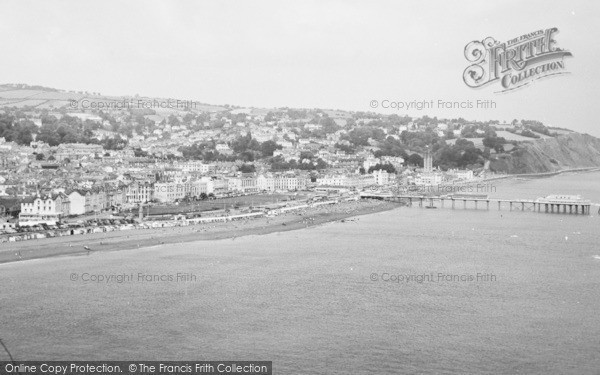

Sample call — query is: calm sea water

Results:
[1,172,599,374]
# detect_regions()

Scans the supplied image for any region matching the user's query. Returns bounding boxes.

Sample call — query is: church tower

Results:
[424,149,433,173]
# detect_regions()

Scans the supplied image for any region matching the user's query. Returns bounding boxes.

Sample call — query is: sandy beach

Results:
[0,199,398,265]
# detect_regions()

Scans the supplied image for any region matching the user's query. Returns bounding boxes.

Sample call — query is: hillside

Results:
[2,83,600,175]
[490,133,600,174]
[0,84,227,113]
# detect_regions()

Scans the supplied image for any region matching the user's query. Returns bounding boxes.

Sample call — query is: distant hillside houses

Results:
[175,161,216,174]
[67,112,103,122]
[55,143,103,161]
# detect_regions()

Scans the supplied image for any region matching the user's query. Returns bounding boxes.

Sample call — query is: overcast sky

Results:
[1,0,598,135]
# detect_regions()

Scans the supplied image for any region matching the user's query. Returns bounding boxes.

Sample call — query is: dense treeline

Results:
[0,114,36,144]
[0,112,128,149]
[179,133,284,163]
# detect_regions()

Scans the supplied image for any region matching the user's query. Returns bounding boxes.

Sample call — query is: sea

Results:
[1,171,599,374]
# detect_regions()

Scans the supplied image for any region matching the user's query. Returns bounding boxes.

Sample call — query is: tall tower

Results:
[424,149,433,173]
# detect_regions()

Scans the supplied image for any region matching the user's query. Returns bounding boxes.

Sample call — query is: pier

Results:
[360,193,593,215]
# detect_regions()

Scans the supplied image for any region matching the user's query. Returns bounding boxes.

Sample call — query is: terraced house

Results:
[67,189,109,215]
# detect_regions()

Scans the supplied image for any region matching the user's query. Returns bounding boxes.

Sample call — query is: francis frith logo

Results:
[463,27,572,92]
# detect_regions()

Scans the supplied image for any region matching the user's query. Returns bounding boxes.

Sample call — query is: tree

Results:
[260,140,281,157]
[299,151,314,160]
[320,117,340,134]
[407,153,424,167]
[168,114,180,126]
[368,163,396,174]
[483,136,507,153]
[433,138,484,170]
[239,163,256,173]
[199,193,208,200]
[376,137,408,158]
[335,142,355,154]
[35,153,45,161]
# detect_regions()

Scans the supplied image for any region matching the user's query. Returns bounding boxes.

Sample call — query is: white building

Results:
[318,175,348,186]
[454,170,474,180]
[363,157,380,171]
[190,180,209,197]
[154,182,188,203]
[126,181,154,203]
[414,173,443,186]
[19,193,70,226]
[257,175,275,192]
[276,140,294,148]
[273,174,308,191]
[178,161,216,174]
[68,190,88,215]
[68,189,107,215]
[227,177,242,192]
[372,170,390,185]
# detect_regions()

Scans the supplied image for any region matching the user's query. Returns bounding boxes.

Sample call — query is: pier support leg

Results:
[510,202,512,211]
[498,201,501,210]
[419,198,423,208]
[441,199,444,208]
[452,199,455,209]
[463,200,466,209]
[475,200,478,209]
[486,200,489,210]
[521,202,524,211]
[545,204,548,213]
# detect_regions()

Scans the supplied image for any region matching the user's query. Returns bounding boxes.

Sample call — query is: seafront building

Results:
[126,181,155,203]
[19,193,70,226]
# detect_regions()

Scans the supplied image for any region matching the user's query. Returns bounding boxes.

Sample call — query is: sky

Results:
[1,0,599,135]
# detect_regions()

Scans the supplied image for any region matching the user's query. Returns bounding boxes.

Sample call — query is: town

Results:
[0,84,570,237]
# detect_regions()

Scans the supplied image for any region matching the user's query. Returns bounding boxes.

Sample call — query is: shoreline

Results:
[0,199,399,266]
[483,167,600,182]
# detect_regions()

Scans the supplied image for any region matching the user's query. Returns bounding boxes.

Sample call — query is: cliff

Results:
[489,133,600,174]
